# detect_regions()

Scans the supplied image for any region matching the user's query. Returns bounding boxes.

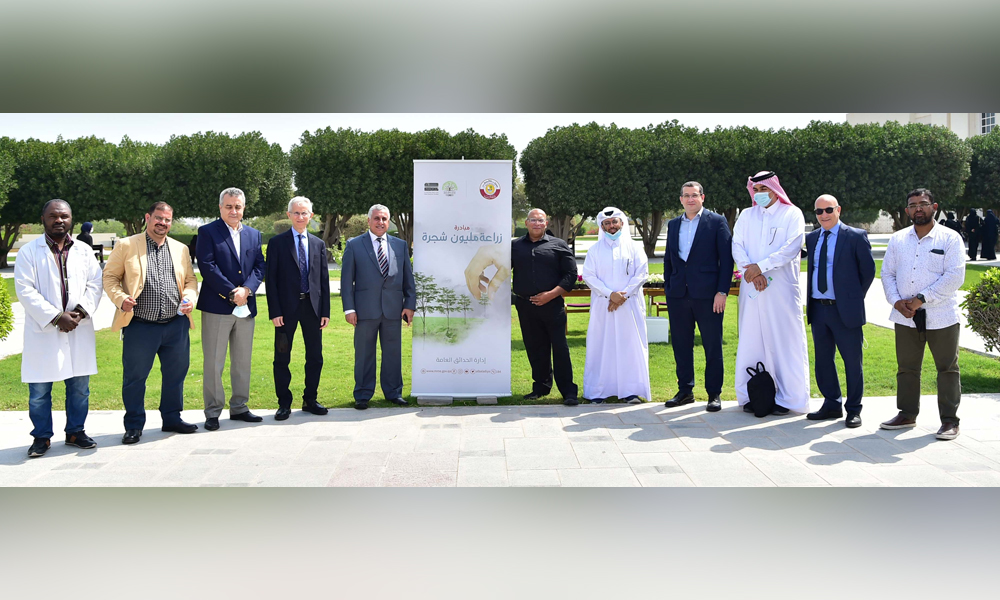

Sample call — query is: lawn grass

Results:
[1,295,996,412]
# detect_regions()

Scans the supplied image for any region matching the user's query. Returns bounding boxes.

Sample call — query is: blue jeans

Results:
[122,316,190,431]
[28,375,90,439]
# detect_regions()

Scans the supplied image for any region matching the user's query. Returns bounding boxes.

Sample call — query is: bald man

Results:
[805,195,875,428]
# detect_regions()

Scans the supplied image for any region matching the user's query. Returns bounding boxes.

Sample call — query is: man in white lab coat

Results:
[15,200,103,457]
[732,171,811,415]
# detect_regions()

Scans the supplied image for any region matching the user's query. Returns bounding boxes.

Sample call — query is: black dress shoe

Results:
[807,403,843,421]
[523,392,548,401]
[743,404,754,413]
[231,411,263,422]
[162,421,198,434]
[122,429,142,444]
[387,397,408,407]
[845,413,862,428]
[664,391,695,408]
[302,401,329,416]
[706,395,722,412]
[354,400,369,410]
[275,407,291,420]
[771,406,790,416]
[563,397,579,406]
[205,417,220,431]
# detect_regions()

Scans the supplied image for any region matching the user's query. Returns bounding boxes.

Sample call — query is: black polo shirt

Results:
[511,233,577,298]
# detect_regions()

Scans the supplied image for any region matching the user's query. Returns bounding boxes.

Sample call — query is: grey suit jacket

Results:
[341,232,416,320]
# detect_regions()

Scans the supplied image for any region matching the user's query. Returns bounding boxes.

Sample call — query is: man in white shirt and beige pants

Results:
[880,188,966,440]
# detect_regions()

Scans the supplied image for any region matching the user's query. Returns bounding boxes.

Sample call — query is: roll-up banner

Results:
[412,160,512,398]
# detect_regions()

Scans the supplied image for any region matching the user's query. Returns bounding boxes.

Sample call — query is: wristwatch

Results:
[915,293,926,303]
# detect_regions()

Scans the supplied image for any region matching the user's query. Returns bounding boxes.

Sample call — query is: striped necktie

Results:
[376,237,389,278]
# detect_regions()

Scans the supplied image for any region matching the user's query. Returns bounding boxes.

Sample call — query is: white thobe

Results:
[14,236,103,383]
[731,202,811,412]
[582,239,652,401]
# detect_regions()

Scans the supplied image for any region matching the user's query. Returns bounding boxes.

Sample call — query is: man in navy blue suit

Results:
[196,187,266,431]
[266,196,331,421]
[341,204,416,410]
[805,194,876,428]
[663,182,734,413]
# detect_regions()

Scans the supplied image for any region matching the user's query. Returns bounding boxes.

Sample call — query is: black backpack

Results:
[746,362,776,418]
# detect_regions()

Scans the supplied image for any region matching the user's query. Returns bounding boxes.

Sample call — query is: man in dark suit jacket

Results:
[341,204,416,410]
[663,182,734,413]
[805,195,876,428]
[196,188,266,430]
[265,196,331,421]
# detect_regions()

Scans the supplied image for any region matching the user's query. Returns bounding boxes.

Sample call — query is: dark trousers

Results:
[515,298,577,398]
[121,316,190,431]
[666,293,724,395]
[353,315,403,401]
[895,323,961,424]
[273,298,323,408]
[967,232,980,260]
[811,302,865,414]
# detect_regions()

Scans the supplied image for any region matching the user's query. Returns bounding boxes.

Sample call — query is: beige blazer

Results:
[103,232,198,332]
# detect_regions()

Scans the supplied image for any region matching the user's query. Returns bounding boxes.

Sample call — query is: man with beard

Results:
[880,189,966,440]
[104,202,199,445]
[15,200,103,457]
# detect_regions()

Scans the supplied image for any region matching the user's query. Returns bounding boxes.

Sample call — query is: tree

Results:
[631,121,706,256]
[155,131,292,221]
[290,127,372,251]
[456,294,473,324]
[0,145,14,213]
[520,123,613,243]
[0,137,103,268]
[961,127,1000,212]
[413,271,440,336]
[61,136,160,235]
[477,291,492,315]
[437,287,458,332]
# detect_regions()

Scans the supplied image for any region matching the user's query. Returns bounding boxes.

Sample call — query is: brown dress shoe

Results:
[880,413,917,430]
[935,423,960,440]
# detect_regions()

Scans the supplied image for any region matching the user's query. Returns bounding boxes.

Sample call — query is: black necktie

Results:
[818,230,830,294]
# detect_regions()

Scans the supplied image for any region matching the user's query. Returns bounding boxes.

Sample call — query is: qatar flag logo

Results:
[479,178,501,200]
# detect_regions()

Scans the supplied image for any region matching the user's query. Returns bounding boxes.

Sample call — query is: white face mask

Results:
[233,304,251,319]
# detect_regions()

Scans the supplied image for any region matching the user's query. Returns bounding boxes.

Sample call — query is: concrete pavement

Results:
[3,396,1000,486]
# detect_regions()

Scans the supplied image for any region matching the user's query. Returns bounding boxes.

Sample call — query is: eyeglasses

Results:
[681,194,703,199]
[814,207,837,215]
[906,202,933,210]
[290,211,311,218]
[527,218,546,224]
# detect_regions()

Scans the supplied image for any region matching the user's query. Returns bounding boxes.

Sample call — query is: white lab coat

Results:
[582,230,652,401]
[731,201,812,412]
[14,236,103,383]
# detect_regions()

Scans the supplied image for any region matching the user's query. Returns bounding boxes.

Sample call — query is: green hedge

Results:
[0,281,13,341]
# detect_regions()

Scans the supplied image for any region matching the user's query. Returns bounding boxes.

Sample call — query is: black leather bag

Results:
[746,362,776,418]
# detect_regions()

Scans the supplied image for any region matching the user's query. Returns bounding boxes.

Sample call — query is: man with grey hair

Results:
[195,187,266,430]
[341,203,416,409]
[266,196,331,420]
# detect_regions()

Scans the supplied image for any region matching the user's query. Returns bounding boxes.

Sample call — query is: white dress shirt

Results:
[881,222,965,330]
[227,221,242,256]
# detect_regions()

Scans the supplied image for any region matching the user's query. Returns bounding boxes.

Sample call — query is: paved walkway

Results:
[2,396,999,486]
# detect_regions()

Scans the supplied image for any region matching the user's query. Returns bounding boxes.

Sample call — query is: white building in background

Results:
[847,113,996,138]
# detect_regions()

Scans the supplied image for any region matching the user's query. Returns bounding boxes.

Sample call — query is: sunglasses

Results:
[814,207,837,215]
